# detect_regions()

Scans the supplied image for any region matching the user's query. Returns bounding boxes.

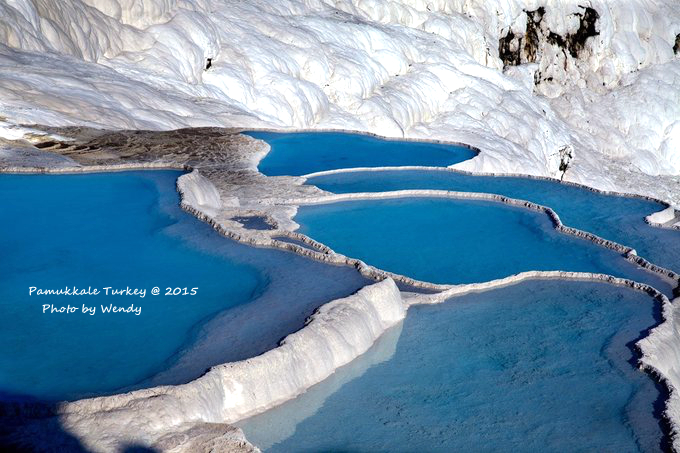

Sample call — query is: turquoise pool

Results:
[236,132,679,451]
[246,131,476,176]
[239,280,665,452]
[295,198,674,296]
[307,169,680,276]
[0,171,369,401]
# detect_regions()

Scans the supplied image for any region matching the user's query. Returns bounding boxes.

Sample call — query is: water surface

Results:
[240,280,664,452]
[247,131,476,176]
[296,197,674,295]
[0,171,368,401]
[308,170,680,275]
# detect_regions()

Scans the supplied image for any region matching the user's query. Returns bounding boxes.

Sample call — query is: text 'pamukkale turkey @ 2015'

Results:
[28,286,200,297]
[27,286,201,316]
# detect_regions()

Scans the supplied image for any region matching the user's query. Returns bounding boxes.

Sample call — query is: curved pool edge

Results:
[409,270,680,451]
[0,161,189,174]
[178,177,679,296]
[283,189,680,289]
[0,165,397,452]
[0,163,407,451]
[55,278,405,452]
[639,293,680,451]
[241,127,484,156]
[241,126,680,215]
[48,271,678,453]
[301,165,680,230]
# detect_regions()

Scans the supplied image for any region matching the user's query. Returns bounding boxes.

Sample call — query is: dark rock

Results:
[499,29,522,66]
[565,7,600,58]
[524,7,545,63]
[497,5,600,70]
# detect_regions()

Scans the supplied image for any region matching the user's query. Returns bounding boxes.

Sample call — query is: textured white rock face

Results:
[639,296,680,451]
[213,277,406,421]
[177,169,223,218]
[0,0,679,204]
[646,206,677,225]
[60,278,405,452]
[551,61,680,177]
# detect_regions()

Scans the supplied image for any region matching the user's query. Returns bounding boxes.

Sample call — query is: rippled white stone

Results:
[58,278,405,452]
[639,295,680,451]
[0,0,679,205]
[177,169,224,218]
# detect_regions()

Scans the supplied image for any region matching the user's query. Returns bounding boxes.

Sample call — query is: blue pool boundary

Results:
[243,126,679,231]
[302,165,680,232]
[279,189,680,293]
[241,127,484,155]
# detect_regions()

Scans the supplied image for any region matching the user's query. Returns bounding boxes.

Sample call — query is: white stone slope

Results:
[57,278,405,452]
[0,0,679,204]
[647,206,680,230]
[236,322,405,451]
[176,169,222,218]
[639,295,680,450]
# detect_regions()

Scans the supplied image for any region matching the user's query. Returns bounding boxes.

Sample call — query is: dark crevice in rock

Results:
[565,7,600,58]
[557,145,573,181]
[499,29,522,66]
[34,141,70,150]
[547,31,566,49]
[674,34,679,54]
[523,7,545,63]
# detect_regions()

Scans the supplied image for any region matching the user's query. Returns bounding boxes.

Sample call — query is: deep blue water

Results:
[307,170,680,275]
[240,280,664,452]
[0,171,369,401]
[296,198,674,296]
[246,131,476,176]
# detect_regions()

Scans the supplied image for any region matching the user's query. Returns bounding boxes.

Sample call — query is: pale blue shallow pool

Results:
[238,132,676,451]
[239,280,665,452]
[295,198,674,296]
[0,171,369,401]
[307,169,680,276]
[246,131,476,176]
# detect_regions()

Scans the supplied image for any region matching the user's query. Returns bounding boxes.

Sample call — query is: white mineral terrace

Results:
[647,206,680,231]
[1,130,680,452]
